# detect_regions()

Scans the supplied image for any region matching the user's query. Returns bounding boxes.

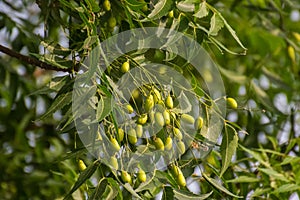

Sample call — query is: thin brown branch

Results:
[0,44,77,73]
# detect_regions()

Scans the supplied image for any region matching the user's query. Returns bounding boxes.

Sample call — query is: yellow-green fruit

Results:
[181,114,195,124]
[177,172,186,187]
[108,16,117,29]
[128,128,137,144]
[152,88,161,103]
[121,61,130,73]
[177,140,185,154]
[110,137,121,151]
[153,49,165,62]
[173,127,183,140]
[78,160,87,171]
[103,0,111,11]
[136,124,143,138]
[165,136,173,150]
[168,10,174,18]
[226,97,238,109]
[165,95,173,109]
[288,45,296,63]
[121,171,132,184]
[137,169,147,182]
[126,104,134,114]
[137,114,148,124]
[154,137,164,150]
[145,94,154,112]
[171,164,179,176]
[163,110,171,125]
[157,99,165,106]
[292,32,300,42]
[195,116,203,130]
[141,4,148,12]
[155,112,165,127]
[118,128,124,142]
[110,156,118,169]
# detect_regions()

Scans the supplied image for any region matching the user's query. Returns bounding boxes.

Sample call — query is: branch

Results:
[0,44,78,73]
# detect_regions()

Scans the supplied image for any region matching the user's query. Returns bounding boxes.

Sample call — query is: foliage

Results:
[0,0,300,199]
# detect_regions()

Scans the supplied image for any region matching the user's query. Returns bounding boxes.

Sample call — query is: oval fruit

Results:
[165,95,173,109]
[121,61,130,73]
[168,10,174,18]
[163,110,171,125]
[78,160,87,171]
[128,128,137,144]
[136,124,143,138]
[152,88,161,103]
[108,16,117,29]
[155,112,165,127]
[118,128,124,142]
[177,140,185,154]
[137,169,147,182]
[126,104,134,114]
[170,164,179,176]
[181,114,195,124]
[141,4,148,12]
[154,137,164,150]
[145,94,154,112]
[110,156,118,170]
[103,0,111,11]
[173,127,183,140]
[110,137,121,151]
[165,136,173,151]
[226,97,238,109]
[195,116,203,130]
[177,172,186,187]
[121,170,132,184]
[137,114,148,124]
[288,45,296,63]
[153,49,165,62]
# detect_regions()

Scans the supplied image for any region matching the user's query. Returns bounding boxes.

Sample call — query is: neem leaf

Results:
[145,0,173,21]
[208,13,224,36]
[193,2,209,18]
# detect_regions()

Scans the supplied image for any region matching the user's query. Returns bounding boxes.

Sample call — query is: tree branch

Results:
[0,44,78,73]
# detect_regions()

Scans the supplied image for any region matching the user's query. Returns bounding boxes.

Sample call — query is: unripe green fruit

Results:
[226,97,238,109]
[173,127,183,140]
[152,88,161,103]
[137,169,147,182]
[103,0,111,11]
[165,136,173,150]
[108,16,117,29]
[118,128,124,142]
[121,61,130,73]
[121,170,132,184]
[177,140,185,154]
[126,104,134,114]
[137,114,148,124]
[163,110,171,125]
[110,156,118,169]
[181,114,195,124]
[110,137,121,151]
[78,160,87,171]
[136,124,143,138]
[177,172,186,187]
[141,4,148,12]
[128,128,137,144]
[165,95,173,109]
[154,137,164,150]
[145,94,154,112]
[170,164,180,176]
[153,49,165,62]
[195,116,203,130]
[155,112,165,127]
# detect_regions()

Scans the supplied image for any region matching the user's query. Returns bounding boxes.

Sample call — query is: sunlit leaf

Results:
[208,13,224,36]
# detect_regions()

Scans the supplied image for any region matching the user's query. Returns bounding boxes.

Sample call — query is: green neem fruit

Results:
[137,169,147,182]
[165,136,173,150]
[153,49,165,62]
[118,128,124,142]
[226,97,238,109]
[152,88,161,103]
[78,160,87,171]
[108,16,117,29]
[177,172,186,187]
[145,94,154,112]
[155,112,165,127]
[110,137,121,151]
[163,110,171,125]
[103,0,111,11]
[195,116,203,130]
[126,104,134,114]
[168,10,174,18]
[165,95,173,109]
[157,99,165,106]
[181,114,195,124]
[154,137,164,150]
[110,156,118,170]
[177,140,185,154]
[121,170,132,184]
[170,164,179,176]
[121,61,130,73]
[173,127,183,140]
[141,4,148,12]
[128,128,137,144]
[136,124,143,138]
[137,114,148,124]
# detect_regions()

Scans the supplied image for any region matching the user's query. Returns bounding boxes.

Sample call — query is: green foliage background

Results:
[0,0,299,199]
